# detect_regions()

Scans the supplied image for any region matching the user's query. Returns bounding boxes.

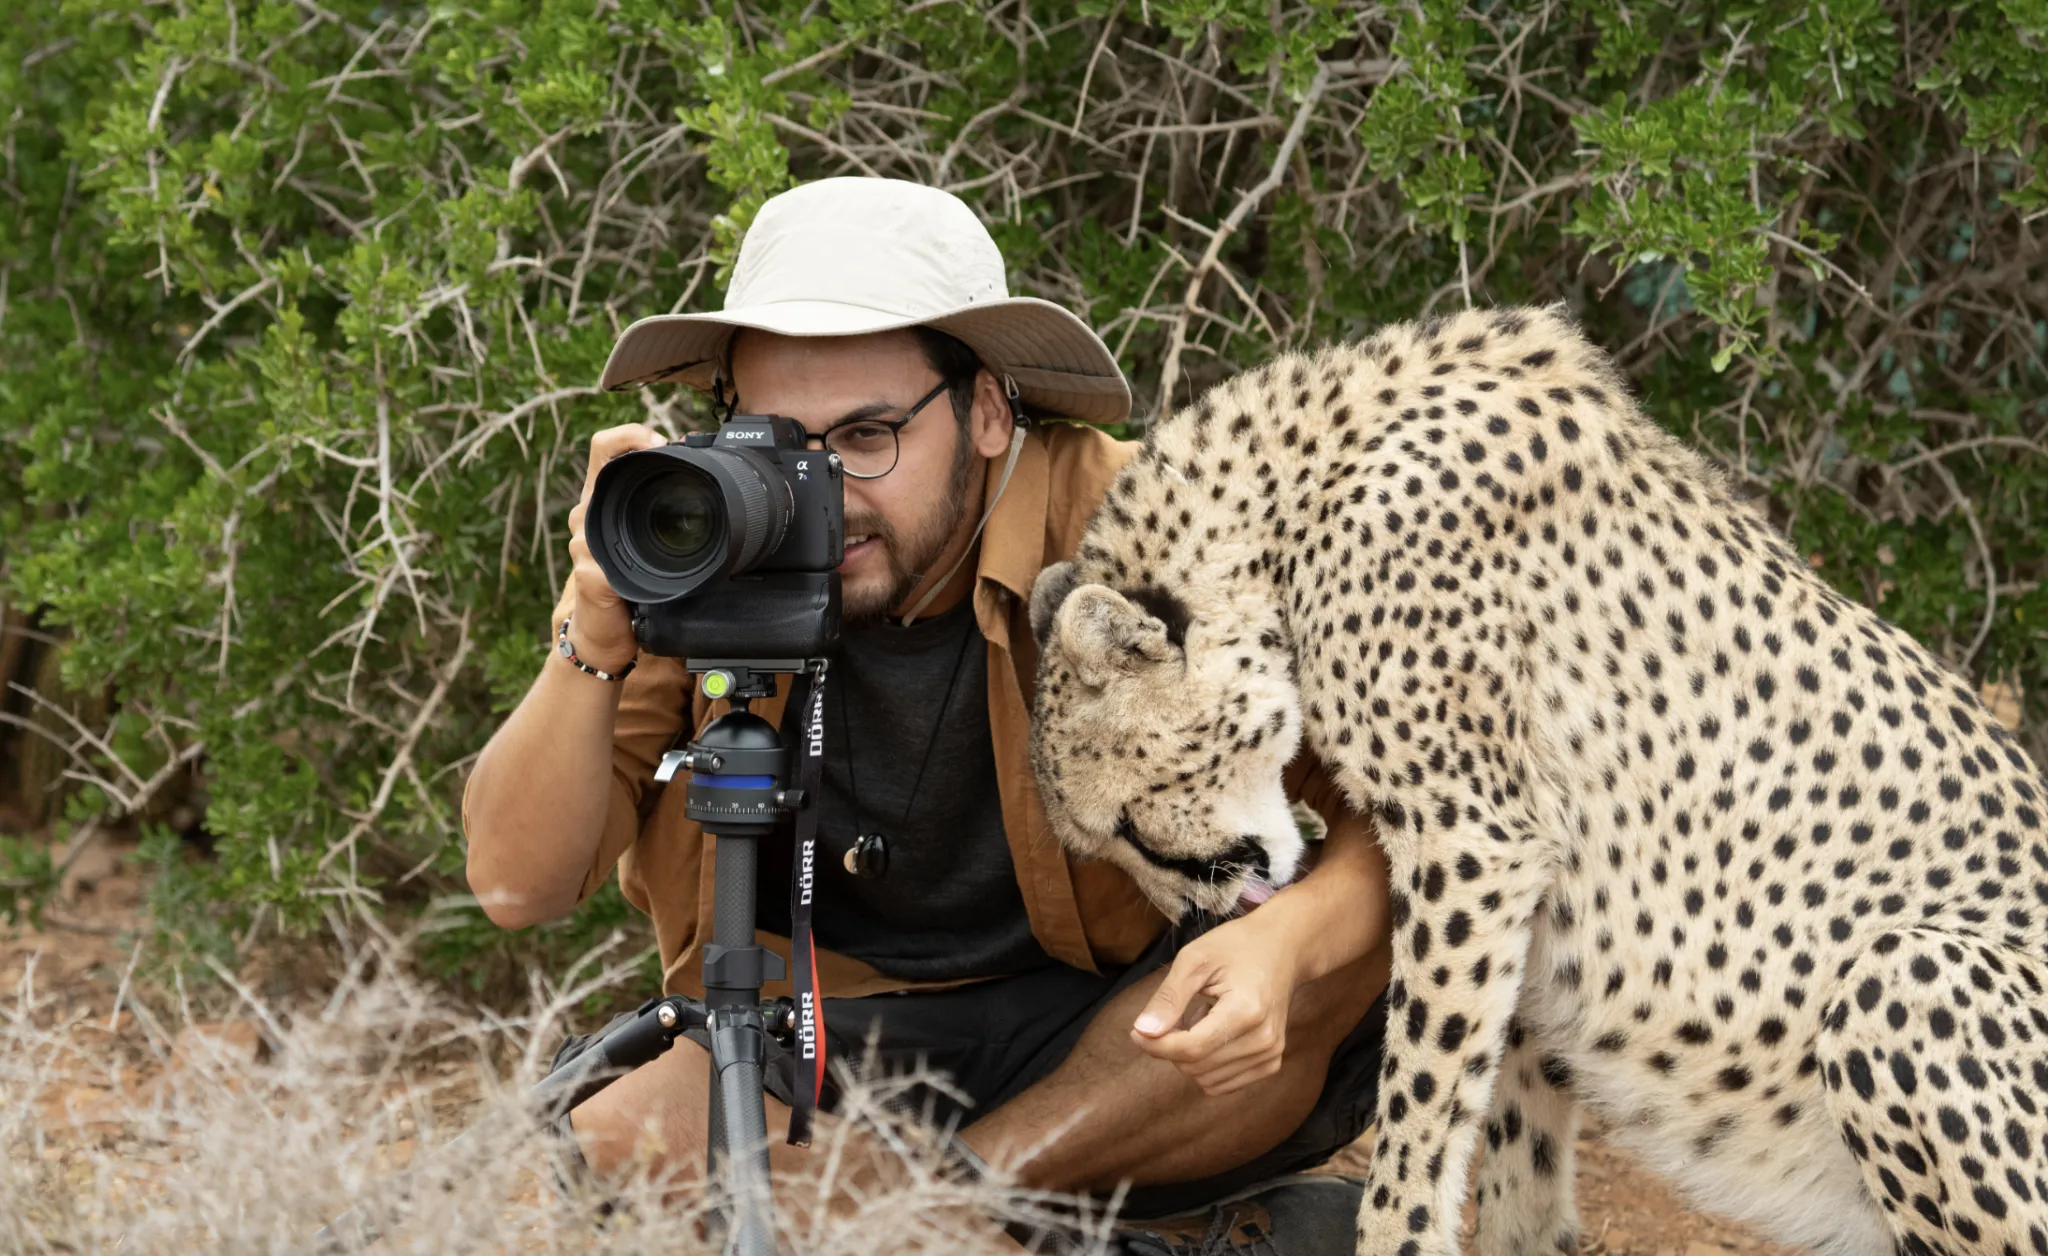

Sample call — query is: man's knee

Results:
[567,1036,715,1178]
[567,1035,825,1186]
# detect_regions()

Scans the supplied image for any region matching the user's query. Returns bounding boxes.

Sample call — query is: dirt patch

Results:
[1315,1126,1792,1256]
[1568,1133,1794,1256]
[0,837,145,1005]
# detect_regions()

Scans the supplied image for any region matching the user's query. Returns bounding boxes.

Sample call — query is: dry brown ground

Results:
[1312,1129,1796,1256]
[0,844,1811,1255]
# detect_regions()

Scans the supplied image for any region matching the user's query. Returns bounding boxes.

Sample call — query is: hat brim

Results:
[598,296,1132,426]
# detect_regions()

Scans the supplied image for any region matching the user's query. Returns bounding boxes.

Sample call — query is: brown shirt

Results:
[470,422,1370,999]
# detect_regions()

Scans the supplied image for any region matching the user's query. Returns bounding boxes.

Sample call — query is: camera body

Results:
[585,416,843,660]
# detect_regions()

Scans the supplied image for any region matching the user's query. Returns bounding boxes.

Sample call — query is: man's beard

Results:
[841,427,977,626]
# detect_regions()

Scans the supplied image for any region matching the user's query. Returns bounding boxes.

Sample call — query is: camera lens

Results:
[585,444,792,603]
[634,472,719,564]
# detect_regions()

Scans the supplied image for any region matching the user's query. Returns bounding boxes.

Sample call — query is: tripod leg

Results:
[708,1011,776,1256]
[533,996,705,1119]
[707,1050,727,1177]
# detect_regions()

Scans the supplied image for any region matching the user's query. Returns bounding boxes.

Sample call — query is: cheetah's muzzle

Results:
[1117,812,1281,917]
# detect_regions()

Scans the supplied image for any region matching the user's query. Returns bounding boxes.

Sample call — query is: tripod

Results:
[315,658,828,1256]
[660,657,826,1256]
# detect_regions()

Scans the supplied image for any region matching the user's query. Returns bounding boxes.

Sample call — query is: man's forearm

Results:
[463,651,629,927]
[1264,811,1390,988]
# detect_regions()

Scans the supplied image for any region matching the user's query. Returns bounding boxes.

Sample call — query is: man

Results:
[462,177,1393,1249]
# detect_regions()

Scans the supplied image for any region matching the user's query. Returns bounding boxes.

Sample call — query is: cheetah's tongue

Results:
[1236,878,1277,912]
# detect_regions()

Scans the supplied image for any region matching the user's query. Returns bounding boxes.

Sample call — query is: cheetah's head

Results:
[1027,561,1306,921]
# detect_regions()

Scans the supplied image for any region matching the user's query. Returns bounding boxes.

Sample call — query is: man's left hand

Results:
[1128,910,1307,1096]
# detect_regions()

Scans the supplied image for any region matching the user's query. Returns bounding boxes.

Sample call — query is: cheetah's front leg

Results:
[1354,821,1552,1256]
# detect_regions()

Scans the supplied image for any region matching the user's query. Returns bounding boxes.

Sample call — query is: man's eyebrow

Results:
[805,393,948,432]
[826,400,899,427]
[732,397,907,431]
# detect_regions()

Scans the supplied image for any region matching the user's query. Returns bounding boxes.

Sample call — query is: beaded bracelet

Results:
[557,617,637,682]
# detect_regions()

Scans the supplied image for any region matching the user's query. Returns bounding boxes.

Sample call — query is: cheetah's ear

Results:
[1055,583,1177,688]
[1030,561,1082,650]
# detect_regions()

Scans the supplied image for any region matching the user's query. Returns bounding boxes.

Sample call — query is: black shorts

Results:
[684,921,1388,1220]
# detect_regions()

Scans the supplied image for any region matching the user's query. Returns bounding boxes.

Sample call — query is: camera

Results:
[584,416,843,660]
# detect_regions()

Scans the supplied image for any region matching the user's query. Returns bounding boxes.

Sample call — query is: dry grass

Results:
[0,932,1803,1256]
[0,924,1122,1256]
[0,847,1843,1256]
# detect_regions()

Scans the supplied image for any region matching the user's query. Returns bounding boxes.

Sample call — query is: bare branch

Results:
[1155,64,1330,416]
[322,605,475,878]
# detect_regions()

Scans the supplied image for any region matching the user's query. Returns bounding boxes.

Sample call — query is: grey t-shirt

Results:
[759,597,1049,982]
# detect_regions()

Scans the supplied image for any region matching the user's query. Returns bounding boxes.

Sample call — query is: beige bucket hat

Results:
[598,177,1132,425]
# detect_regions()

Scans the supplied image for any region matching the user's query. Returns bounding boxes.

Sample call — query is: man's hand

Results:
[1127,791,1390,1098]
[1129,909,1310,1096]
[564,423,670,669]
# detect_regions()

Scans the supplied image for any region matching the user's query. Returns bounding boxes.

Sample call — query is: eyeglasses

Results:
[789,379,953,481]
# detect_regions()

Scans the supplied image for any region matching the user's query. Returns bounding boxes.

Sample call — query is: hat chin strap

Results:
[896,374,1029,628]
[896,424,1026,628]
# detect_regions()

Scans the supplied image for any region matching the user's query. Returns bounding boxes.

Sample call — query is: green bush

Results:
[2,0,2043,981]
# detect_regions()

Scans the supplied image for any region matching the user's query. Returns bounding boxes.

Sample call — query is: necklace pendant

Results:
[844,831,890,879]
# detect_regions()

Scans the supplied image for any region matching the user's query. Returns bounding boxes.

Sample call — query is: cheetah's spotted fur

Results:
[1026,306,2048,1256]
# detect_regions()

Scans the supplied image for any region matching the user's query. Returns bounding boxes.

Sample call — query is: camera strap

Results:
[787,662,829,1147]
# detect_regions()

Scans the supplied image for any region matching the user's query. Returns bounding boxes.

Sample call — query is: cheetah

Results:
[1026,305,2048,1256]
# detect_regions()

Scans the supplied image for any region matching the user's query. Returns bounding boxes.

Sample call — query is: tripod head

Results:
[664,656,829,846]
[654,658,822,805]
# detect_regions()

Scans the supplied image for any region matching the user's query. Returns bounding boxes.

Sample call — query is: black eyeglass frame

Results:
[783,378,954,481]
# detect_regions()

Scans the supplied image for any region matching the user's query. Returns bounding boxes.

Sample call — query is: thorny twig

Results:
[1155,64,1330,415]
